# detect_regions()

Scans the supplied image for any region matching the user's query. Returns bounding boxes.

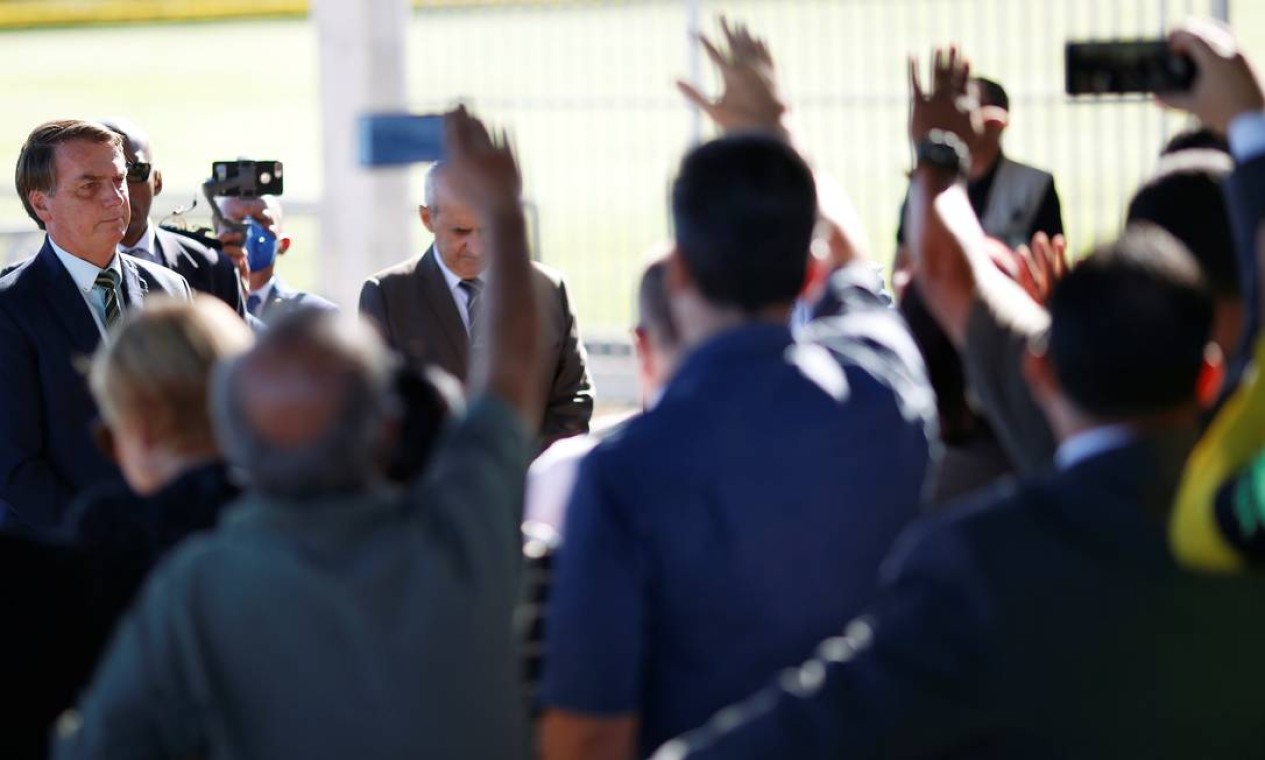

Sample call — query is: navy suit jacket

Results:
[0,239,192,529]
[663,434,1265,759]
[153,226,245,316]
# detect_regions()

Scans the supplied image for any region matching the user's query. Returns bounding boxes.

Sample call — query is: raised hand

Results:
[1159,19,1265,135]
[676,16,788,139]
[909,46,983,150]
[442,105,523,218]
[1013,231,1069,305]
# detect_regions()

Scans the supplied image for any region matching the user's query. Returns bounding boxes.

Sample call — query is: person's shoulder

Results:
[128,255,190,294]
[284,287,339,312]
[1002,156,1056,184]
[156,225,217,257]
[530,260,568,288]
[367,253,426,285]
[0,255,37,296]
[156,225,234,269]
[882,475,1045,582]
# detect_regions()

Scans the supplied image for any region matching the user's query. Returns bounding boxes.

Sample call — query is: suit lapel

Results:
[118,255,149,310]
[151,227,182,270]
[418,248,470,372]
[31,239,101,356]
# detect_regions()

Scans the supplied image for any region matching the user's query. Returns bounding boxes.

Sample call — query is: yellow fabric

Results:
[1172,338,1265,571]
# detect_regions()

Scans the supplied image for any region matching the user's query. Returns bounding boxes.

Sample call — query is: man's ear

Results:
[1196,342,1226,409]
[665,245,694,296]
[979,105,1009,132]
[29,190,54,226]
[152,168,163,197]
[420,205,435,234]
[276,236,292,257]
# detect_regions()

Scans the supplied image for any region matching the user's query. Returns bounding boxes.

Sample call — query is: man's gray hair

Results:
[422,161,447,210]
[210,310,400,498]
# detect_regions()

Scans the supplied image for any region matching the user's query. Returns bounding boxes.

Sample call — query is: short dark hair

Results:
[1161,127,1230,156]
[1046,225,1213,418]
[671,135,816,312]
[15,119,123,230]
[1126,149,1237,298]
[972,77,1010,112]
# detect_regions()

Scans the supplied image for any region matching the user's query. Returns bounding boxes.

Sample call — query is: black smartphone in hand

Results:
[1066,40,1195,96]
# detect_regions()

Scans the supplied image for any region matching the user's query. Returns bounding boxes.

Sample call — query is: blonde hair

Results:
[90,295,254,454]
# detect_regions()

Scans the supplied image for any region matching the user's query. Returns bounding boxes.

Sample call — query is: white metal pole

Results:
[1210,0,1230,23]
[311,0,413,310]
[685,0,703,145]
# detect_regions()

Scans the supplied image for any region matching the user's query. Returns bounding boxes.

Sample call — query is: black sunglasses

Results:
[126,161,152,183]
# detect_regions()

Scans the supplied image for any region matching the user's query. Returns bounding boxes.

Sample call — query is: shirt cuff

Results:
[1227,110,1265,164]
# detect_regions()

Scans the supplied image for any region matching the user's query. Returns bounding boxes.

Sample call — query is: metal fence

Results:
[0,0,1250,338]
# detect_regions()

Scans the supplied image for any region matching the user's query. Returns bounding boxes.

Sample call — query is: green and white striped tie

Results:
[94,268,122,329]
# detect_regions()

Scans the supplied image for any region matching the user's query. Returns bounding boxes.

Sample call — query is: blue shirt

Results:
[541,322,933,756]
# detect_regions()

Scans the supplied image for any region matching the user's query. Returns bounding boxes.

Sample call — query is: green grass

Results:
[0,0,1260,331]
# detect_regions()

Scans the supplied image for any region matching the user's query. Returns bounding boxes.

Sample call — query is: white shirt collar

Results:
[250,276,278,305]
[118,221,157,261]
[1054,424,1135,470]
[432,247,467,294]
[49,236,122,295]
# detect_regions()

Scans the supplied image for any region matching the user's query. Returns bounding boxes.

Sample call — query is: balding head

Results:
[211,310,399,498]
[98,117,151,160]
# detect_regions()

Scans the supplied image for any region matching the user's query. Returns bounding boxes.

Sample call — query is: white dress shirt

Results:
[432,250,481,333]
[248,276,277,317]
[116,221,161,265]
[50,237,123,339]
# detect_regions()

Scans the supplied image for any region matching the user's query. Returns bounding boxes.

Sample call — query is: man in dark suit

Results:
[359,162,593,448]
[216,194,338,323]
[100,118,245,316]
[0,119,191,529]
[652,150,1265,760]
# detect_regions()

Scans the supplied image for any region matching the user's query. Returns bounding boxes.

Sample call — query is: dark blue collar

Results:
[665,322,794,396]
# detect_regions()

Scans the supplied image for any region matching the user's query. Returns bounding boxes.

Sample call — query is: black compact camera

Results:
[1065,40,1196,96]
[210,160,284,197]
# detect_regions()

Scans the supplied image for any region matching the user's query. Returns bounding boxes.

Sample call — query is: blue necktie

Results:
[459,278,483,335]
[247,293,262,317]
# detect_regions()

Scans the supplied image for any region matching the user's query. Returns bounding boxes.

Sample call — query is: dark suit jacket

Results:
[359,248,593,447]
[256,276,338,324]
[666,434,1265,759]
[153,226,245,316]
[0,463,239,759]
[0,239,192,529]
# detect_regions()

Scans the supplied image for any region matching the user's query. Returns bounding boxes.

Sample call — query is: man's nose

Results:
[105,182,127,208]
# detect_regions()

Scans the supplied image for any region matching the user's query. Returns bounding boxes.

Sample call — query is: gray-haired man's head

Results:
[211,309,400,498]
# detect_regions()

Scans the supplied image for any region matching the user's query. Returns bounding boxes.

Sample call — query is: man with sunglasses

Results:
[100,119,245,317]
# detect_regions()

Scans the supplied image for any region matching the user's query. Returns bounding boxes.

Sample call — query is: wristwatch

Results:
[915,130,970,179]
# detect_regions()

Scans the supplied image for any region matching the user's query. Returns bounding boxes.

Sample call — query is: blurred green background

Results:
[0,0,1259,335]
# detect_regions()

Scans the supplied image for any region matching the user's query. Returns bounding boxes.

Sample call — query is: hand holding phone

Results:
[1157,19,1265,135]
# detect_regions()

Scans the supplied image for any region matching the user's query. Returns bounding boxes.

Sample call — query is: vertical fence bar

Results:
[685,0,703,146]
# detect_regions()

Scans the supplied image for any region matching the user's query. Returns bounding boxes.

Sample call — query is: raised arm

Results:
[444,107,543,426]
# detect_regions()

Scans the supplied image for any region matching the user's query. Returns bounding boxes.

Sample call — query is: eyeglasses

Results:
[126,161,152,183]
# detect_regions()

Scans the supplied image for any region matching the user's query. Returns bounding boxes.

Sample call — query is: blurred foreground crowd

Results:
[2,15,1265,760]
